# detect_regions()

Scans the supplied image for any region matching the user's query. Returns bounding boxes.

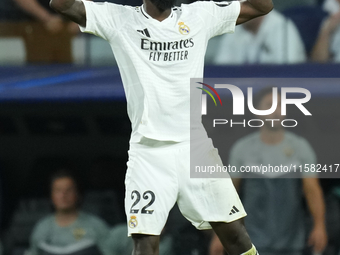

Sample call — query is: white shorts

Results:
[124,137,247,236]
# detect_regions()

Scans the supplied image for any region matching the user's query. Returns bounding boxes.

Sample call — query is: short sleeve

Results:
[331,27,340,62]
[298,138,317,177]
[28,218,49,255]
[91,217,110,255]
[197,1,241,38]
[229,140,243,178]
[28,231,39,255]
[286,19,307,63]
[104,224,132,255]
[79,0,129,41]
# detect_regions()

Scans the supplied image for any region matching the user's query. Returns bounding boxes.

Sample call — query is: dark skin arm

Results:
[209,178,244,255]
[303,178,328,253]
[50,0,273,29]
[49,0,86,27]
[235,178,327,253]
[237,0,274,25]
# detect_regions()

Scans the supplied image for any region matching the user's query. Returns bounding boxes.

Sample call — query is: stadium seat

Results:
[81,190,123,226]
[0,37,26,65]
[72,34,117,65]
[4,198,52,255]
[282,6,328,56]
[25,156,85,198]
[72,35,87,65]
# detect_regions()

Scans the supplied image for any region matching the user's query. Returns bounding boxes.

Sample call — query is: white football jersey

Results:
[80,0,240,142]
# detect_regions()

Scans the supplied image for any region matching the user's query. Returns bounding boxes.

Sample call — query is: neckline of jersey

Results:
[257,131,286,148]
[140,5,174,24]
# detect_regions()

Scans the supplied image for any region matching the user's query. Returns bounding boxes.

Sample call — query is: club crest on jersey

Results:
[129,215,138,228]
[178,22,190,35]
[72,228,86,240]
[284,147,294,157]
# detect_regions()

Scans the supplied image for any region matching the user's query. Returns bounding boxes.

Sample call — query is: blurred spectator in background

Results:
[209,87,327,255]
[323,0,340,14]
[105,223,173,255]
[206,9,306,65]
[12,0,79,34]
[0,0,79,63]
[311,0,340,62]
[28,170,109,255]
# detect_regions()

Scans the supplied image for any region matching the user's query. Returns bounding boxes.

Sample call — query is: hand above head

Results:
[50,0,86,27]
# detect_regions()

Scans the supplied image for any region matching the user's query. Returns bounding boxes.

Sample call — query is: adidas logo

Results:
[137,28,151,38]
[229,205,239,215]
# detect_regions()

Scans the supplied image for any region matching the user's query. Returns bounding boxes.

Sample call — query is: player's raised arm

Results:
[49,0,86,27]
[237,0,274,25]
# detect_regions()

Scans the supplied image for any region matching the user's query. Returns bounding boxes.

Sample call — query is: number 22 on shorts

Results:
[130,190,155,214]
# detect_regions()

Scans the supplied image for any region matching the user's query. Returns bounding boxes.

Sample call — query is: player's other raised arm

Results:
[237,0,274,25]
[49,0,86,27]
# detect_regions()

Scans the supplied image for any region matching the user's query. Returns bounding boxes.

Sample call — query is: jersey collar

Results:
[140,5,174,23]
